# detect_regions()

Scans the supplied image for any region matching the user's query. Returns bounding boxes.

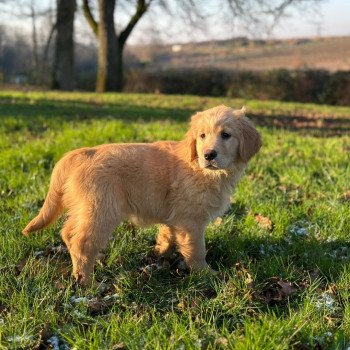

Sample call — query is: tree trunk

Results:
[52,0,76,90]
[96,0,123,92]
[30,0,39,83]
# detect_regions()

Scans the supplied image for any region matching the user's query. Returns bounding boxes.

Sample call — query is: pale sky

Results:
[270,0,350,39]
[125,0,350,44]
[1,0,350,45]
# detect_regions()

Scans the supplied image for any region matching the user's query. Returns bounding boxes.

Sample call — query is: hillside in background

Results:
[127,36,350,72]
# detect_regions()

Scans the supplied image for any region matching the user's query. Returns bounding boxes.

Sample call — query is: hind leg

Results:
[155,225,176,257]
[61,217,75,250]
[63,209,120,285]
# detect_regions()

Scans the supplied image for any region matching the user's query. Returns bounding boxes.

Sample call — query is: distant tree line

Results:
[125,68,350,106]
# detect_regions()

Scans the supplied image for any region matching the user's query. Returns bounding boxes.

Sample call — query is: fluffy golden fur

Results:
[23,105,262,285]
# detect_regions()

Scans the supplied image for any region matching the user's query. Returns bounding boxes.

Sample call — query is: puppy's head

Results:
[185,105,262,169]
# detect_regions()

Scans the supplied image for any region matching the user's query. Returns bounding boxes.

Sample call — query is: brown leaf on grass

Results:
[277,279,296,296]
[202,287,217,299]
[16,257,46,278]
[215,337,229,347]
[297,269,320,290]
[54,280,65,290]
[88,299,107,314]
[343,191,350,201]
[112,342,125,350]
[235,263,254,289]
[247,174,255,181]
[15,257,29,275]
[96,253,106,267]
[307,206,314,217]
[32,323,51,350]
[325,283,338,296]
[214,217,223,226]
[277,185,288,192]
[255,214,273,231]
[0,302,6,314]
[309,268,320,282]
[256,277,296,305]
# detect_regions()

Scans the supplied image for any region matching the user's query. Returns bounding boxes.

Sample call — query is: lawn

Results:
[0,91,349,349]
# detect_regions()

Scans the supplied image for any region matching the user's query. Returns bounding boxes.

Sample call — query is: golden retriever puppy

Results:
[23,105,261,285]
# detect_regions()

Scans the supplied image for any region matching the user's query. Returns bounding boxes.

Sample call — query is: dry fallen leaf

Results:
[15,257,29,275]
[255,277,296,305]
[343,191,350,201]
[255,214,273,231]
[215,337,228,347]
[214,217,223,226]
[277,280,296,297]
[247,174,255,181]
[235,263,254,289]
[309,268,320,282]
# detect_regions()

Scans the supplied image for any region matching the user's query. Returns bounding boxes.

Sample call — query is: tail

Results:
[23,165,64,235]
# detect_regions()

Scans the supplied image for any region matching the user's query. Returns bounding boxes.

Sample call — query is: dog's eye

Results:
[221,132,231,139]
[200,133,206,139]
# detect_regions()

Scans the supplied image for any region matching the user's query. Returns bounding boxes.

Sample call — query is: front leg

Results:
[175,224,210,270]
[155,225,176,257]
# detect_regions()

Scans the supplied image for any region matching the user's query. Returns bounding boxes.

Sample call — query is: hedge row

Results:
[123,69,350,106]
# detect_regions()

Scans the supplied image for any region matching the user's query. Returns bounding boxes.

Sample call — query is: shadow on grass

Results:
[0,99,190,125]
[96,205,350,322]
[0,97,349,136]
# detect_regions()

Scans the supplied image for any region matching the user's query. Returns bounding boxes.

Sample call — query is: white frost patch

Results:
[315,292,336,311]
[73,309,86,318]
[313,331,333,345]
[326,246,349,260]
[47,335,60,350]
[7,334,33,343]
[285,220,318,244]
[70,296,90,304]
[289,222,309,237]
[34,250,44,257]
[194,339,202,349]
[259,244,279,255]
[103,293,119,301]
[140,263,163,274]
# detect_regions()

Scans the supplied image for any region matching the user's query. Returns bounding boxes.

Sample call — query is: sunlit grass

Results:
[0,91,349,349]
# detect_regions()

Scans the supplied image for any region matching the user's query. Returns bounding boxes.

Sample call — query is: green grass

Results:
[0,91,349,349]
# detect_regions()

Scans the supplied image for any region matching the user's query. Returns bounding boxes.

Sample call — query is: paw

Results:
[154,243,174,257]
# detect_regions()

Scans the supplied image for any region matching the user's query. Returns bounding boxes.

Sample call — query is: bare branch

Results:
[118,0,152,46]
[82,0,98,36]
[43,21,57,64]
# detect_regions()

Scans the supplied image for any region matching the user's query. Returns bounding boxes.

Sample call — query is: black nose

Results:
[204,150,217,161]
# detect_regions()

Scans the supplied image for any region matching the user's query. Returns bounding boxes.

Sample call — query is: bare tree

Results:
[0,0,55,84]
[29,0,39,80]
[83,0,151,92]
[82,0,322,93]
[52,0,76,90]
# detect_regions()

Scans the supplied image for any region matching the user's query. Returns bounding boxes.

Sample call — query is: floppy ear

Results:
[183,129,197,163]
[238,116,262,162]
[177,113,200,163]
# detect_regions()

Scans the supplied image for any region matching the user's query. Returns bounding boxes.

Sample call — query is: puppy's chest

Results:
[203,186,231,220]
[172,177,232,220]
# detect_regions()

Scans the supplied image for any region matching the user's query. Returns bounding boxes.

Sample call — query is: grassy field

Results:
[0,91,349,349]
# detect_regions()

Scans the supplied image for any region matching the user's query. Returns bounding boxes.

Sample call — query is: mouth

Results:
[204,162,220,170]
